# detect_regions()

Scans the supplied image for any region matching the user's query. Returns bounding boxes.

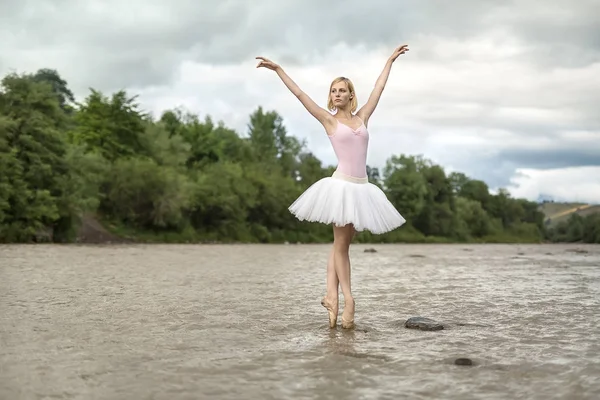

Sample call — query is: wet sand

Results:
[1,243,599,399]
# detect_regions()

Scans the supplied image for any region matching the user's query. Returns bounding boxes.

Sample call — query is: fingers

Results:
[395,44,409,56]
[255,56,274,68]
[256,60,272,69]
[389,44,409,62]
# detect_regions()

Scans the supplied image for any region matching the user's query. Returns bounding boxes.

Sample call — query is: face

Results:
[330,81,353,109]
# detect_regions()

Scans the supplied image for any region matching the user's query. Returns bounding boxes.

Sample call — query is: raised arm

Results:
[256,56,334,128]
[357,44,409,125]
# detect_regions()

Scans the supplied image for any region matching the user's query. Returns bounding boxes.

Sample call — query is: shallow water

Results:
[1,243,599,399]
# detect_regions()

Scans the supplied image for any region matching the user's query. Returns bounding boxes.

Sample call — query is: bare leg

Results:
[333,224,356,329]
[321,246,339,328]
[326,246,338,298]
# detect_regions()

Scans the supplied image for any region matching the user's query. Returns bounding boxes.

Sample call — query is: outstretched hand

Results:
[389,45,409,62]
[256,56,280,71]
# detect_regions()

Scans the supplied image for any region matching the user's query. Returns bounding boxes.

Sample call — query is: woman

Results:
[256,45,408,329]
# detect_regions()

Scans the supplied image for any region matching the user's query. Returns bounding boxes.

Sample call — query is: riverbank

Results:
[69,214,546,245]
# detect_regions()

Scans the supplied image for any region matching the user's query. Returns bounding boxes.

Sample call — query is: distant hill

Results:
[538,201,600,227]
[536,194,555,203]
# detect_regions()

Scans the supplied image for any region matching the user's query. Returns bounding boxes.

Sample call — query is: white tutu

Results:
[289,171,406,234]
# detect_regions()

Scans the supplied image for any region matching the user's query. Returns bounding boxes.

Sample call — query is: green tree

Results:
[455,197,494,238]
[247,107,304,177]
[449,171,470,194]
[413,163,456,237]
[459,179,491,210]
[70,89,149,161]
[31,68,75,113]
[296,152,328,186]
[582,213,600,243]
[382,155,428,223]
[0,73,70,241]
[101,157,193,230]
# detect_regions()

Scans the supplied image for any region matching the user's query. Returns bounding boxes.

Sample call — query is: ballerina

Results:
[256,44,409,329]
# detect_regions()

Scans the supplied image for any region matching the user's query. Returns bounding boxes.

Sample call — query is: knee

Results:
[333,239,351,252]
[333,225,354,250]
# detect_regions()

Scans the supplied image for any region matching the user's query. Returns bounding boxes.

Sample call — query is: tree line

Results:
[1,68,598,244]
[543,212,600,244]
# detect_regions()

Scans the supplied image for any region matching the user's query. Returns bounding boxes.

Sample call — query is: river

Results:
[1,243,599,399]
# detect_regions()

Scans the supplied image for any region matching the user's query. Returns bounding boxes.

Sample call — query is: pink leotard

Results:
[328,118,369,179]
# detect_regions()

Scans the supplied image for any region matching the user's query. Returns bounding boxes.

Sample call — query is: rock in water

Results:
[364,248,377,253]
[404,317,444,331]
[454,358,473,366]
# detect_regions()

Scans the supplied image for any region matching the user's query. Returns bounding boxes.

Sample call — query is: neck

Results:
[337,109,353,119]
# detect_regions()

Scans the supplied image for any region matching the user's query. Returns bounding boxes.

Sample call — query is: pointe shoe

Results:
[321,297,338,328]
[341,316,354,329]
[341,299,355,329]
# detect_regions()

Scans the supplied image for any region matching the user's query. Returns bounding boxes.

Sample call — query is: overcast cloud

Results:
[2,0,599,203]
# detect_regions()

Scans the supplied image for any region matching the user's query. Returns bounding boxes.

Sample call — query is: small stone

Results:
[404,317,444,331]
[454,358,473,366]
[364,248,377,253]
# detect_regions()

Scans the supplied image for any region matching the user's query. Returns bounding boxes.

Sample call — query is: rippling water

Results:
[1,243,599,399]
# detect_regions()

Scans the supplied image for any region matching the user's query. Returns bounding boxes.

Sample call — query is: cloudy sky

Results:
[2,0,599,203]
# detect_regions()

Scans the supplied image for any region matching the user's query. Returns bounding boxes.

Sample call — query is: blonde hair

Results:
[327,76,358,113]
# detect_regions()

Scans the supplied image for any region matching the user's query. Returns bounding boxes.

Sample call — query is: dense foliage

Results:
[544,212,600,244]
[1,69,596,243]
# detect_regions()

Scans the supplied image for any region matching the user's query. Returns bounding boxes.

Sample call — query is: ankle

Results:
[324,294,338,303]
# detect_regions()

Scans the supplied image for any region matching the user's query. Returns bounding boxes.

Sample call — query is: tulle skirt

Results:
[288,171,406,234]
